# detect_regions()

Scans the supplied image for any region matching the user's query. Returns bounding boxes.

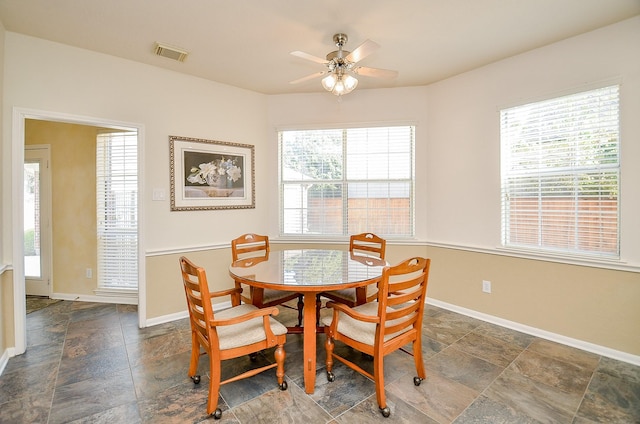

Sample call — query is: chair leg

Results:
[188,331,200,383]
[325,333,335,381]
[412,337,427,381]
[274,342,288,390]
[207,354,222,418]
[296,295,303,327]
[373,351,389,417]
[316,295,322,327]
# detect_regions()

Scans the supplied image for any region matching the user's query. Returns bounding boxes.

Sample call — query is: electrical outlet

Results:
[482,280,491,293]
[86,268,93,279]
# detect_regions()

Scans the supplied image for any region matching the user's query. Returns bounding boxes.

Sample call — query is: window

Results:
[279,126,414,237]
[96,130,138,290]
[500,85,619,258]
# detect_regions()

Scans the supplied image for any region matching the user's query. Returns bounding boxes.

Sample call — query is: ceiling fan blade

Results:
[354,66,398,79]
[289,71,327,84]
[345,39,380,63]
[290,50,327,64]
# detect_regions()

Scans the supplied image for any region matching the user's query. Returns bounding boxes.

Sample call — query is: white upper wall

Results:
[2,33,270,253]
[268,16,640,267]
[423,15,640,267]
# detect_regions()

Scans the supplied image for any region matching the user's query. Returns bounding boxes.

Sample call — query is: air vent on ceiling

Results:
[154,42,189,62]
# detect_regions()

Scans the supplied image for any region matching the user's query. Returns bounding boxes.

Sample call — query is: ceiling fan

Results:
[290,33,398,96]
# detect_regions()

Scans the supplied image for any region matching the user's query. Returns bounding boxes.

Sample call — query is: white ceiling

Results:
[1,0,638,95]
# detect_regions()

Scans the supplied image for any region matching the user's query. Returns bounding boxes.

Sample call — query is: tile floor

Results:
[0,299,638,423]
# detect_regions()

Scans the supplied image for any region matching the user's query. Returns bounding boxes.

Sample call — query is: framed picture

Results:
[170,136,255,211]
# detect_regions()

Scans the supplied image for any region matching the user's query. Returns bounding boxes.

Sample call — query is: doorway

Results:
[11,108,146,356]
[24,145,52,297]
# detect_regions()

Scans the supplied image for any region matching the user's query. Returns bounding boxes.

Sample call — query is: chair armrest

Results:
[211,306,279,327]
[210,306,281,342]
[209,287,243,300]
[326,301,380,324]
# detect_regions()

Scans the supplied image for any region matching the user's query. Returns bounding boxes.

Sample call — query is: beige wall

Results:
[426,246,640,356]
[25,120,98,296]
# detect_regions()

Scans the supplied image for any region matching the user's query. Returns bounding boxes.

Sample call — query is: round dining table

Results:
[229,248,387,394]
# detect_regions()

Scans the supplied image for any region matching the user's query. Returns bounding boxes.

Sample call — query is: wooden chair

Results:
[231,233,303,325]
[323,256,431,418]
[321,232,387,307]
[180,256,288,419]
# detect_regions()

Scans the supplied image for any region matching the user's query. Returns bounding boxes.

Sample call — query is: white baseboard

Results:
[427,298,640,367]
[51,292,138,305]
[0,347,16,376]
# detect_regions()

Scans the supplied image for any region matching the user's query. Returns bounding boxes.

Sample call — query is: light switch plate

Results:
[152,188,165,201]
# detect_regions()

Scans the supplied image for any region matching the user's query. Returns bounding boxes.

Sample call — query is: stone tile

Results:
[0,389,54,423]
[472,321,535,350]
[68,302,120,323]
[527,339,600,372]
[26,321,67,348]
[452,331,525,368]
[62,324,125,359]
[2,340,63,374]
[56,343,130,387]
[308,362,376,417]
[125,329,192,368]
[48,368,136,424]
[484,367,582,423]
[453,394,540,423]
[335,391,439,423]
[122,319,184,345]
[426,346,504,392]
[596,356,640,384]
[131,350,198,399]
[232,378,332,424]
[510,349,594,395]
[138,379,221,423]
[219,357,296,409]
[387,368,479,423]
[423,309,480,345]
[0,360,58,404]
[575,362,640,423]
[66,401,141,424]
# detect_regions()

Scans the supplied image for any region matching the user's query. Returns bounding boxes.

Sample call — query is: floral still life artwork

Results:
[185,153,243,191]
[170,136,255,211]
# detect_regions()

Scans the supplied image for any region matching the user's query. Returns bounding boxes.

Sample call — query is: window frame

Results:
[499,85,620,259]
[278,125,416,239]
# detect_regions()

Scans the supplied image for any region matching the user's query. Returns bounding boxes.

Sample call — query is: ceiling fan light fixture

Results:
[322,74,337,91]
[323,72,358,96]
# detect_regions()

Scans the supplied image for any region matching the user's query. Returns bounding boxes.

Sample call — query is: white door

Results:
[24,145,52,296]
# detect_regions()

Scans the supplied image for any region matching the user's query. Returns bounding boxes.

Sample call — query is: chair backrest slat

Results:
[377,257,430,338]
[180,256,218,350]
[349,232,386,260]
[231,233,270,261]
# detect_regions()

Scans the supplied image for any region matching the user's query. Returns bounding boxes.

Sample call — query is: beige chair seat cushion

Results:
[215,304,288,350]
[326,284,378,303]
[321,302,411,346]
[261,289,295,303]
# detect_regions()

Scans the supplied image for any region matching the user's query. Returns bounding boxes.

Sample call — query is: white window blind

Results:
[279,126,414,237]
[96,131,138,289]
[500,85,619,257]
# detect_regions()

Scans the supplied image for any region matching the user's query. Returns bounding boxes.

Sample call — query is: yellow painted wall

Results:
[1,269,14,351]
[25,120,98,296]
